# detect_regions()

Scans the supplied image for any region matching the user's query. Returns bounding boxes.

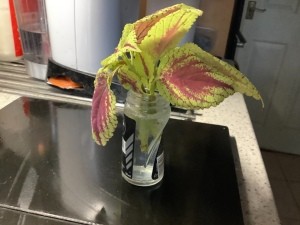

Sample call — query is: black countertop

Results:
[0,97,243,225]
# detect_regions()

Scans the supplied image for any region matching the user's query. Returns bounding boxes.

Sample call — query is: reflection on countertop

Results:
[0,97,244,225]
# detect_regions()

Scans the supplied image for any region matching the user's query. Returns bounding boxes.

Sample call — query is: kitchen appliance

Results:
[14,0,51,80]
[45,0,121,80]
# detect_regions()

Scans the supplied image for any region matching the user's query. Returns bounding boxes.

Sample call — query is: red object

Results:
[47,77,82,89]
[22,98,30,117]
[20,0,38,12]
[9,0,23,56]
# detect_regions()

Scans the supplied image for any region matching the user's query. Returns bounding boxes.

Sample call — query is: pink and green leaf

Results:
[91,69,117,146]
[118,24,141,52]
[135,4,202,58]
[131,52,155,92]
[114,52,156,94]
[134,4,183,44]
[117,64,145,93]
[156,44,262,109]
[181,43,263,102]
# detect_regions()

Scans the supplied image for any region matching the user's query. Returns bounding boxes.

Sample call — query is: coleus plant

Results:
[91,3,262,146]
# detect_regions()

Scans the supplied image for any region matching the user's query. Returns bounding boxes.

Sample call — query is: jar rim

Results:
[126,90,170,109]
[127,90,161,101]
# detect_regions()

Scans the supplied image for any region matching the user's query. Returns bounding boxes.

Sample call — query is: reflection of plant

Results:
[91,4,263,146]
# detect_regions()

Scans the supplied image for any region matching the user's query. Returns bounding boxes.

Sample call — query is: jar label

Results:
[122,115,136,178]
[152,151,164,180]
[122,115,165,182]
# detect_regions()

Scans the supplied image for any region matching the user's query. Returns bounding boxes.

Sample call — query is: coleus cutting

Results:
[91,3,263,146]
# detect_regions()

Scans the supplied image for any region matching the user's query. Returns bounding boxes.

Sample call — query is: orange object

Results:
[47,77,82,89]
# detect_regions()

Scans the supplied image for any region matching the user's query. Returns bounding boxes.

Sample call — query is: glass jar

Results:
[122,90,171,186]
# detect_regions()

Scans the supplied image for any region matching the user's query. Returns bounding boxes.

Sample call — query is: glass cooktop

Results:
[0,97,243,225]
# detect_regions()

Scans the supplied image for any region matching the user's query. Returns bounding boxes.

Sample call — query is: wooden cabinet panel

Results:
[198,0,235,57]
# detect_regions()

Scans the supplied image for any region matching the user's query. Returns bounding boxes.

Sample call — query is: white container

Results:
[45,0,121,75]
[14,0,51,80]
[0,0,23,61]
